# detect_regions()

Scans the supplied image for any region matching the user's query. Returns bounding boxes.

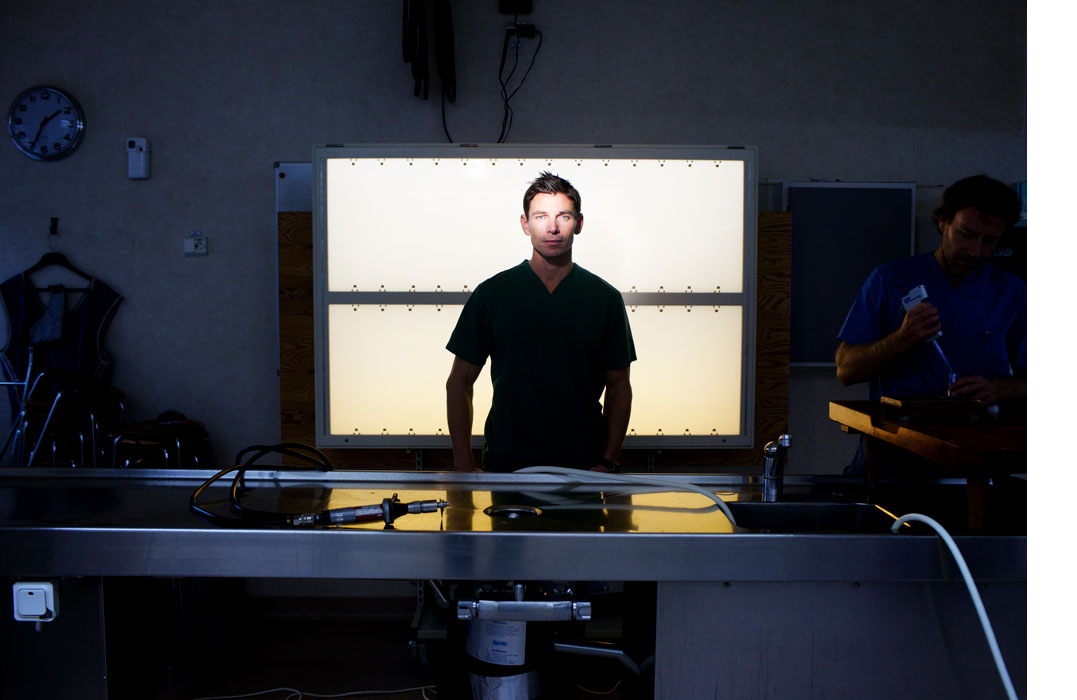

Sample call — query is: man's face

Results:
[521,192,582,261]
[937,206,1005,282]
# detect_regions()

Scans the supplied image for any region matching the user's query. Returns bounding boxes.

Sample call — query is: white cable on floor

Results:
[191,687,303,700]
[193,685,435,700]
[514,466,737,525]
[891,513,1018,700]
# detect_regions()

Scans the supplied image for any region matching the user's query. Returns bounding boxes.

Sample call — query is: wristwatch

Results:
[599,458,621,473]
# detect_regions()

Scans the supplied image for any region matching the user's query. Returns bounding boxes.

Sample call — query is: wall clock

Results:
[7,85,86,161]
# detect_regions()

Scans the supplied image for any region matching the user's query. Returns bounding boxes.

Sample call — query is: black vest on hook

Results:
[0,271,123,413]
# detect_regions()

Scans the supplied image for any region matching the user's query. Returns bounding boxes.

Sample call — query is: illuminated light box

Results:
[314,144,757,449]
[326,303,743,439]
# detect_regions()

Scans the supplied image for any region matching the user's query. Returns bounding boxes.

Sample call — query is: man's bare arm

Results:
[598,367,632,469]
[835,302,941,386]
[446,356,483,471]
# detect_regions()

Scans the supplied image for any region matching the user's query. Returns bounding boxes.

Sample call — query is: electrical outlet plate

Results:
[126,137,149,179]
[13,581,58,622]
[184,235,208,256]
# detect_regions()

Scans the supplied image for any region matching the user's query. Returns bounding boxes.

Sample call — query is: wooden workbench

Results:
[829,400,1026,533]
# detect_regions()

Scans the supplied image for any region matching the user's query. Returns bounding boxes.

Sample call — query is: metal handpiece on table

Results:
[762,434,792,503]
[291,494,449,527]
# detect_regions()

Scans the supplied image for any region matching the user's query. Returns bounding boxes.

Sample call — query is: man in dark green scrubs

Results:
[445,172,636,472]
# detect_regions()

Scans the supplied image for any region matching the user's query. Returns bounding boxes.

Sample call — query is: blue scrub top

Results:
[837,252,1026,400]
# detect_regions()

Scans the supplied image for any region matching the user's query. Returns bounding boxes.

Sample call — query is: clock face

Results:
[7,86,86,161]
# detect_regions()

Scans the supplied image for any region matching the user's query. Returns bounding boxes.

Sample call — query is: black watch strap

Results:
[599,457,621,473]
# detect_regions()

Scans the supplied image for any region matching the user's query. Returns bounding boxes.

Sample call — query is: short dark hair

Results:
[523,171,582,218]
[932,175,1022,228]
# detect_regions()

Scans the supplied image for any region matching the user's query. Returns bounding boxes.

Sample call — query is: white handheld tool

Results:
[902,285,956,390]
[900,284,942,339]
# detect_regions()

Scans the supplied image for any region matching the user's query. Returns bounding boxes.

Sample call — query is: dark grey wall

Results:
[0,1,1026,466]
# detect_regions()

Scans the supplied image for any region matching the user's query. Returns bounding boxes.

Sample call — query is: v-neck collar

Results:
[523,259,577,295]
[929,249,986,291]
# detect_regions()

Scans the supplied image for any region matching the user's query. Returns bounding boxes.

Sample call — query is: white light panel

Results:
[328,304,492,436]
[625,305,743,436]
[327,303,741,438]
[326,157,744,293]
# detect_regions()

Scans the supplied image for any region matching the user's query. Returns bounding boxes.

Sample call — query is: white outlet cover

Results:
[13,582,57,621]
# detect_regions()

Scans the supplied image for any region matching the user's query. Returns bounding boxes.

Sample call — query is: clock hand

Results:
[29,110,62,149]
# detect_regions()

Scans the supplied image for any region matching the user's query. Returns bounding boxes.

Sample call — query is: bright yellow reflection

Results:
[326,487,738,534]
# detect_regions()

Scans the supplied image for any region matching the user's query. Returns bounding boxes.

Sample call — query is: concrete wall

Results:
[0,0,1026,471]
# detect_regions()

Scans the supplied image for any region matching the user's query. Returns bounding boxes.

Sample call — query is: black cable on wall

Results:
[402,2,543,144]
[403,0,457,142]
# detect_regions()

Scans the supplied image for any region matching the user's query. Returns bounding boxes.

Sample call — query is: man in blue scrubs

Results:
[445,172,636,473]
[835,175,1025,473]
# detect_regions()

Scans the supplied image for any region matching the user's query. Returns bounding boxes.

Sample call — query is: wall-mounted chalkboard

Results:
[783,182,915,365]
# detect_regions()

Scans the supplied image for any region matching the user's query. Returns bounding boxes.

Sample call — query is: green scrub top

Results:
[447,261,636,471]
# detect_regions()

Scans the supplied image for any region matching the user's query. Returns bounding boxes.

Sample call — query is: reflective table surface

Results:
[0,468,1025,582]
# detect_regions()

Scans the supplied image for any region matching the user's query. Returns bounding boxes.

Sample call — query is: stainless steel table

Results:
[0,468,1026,699]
